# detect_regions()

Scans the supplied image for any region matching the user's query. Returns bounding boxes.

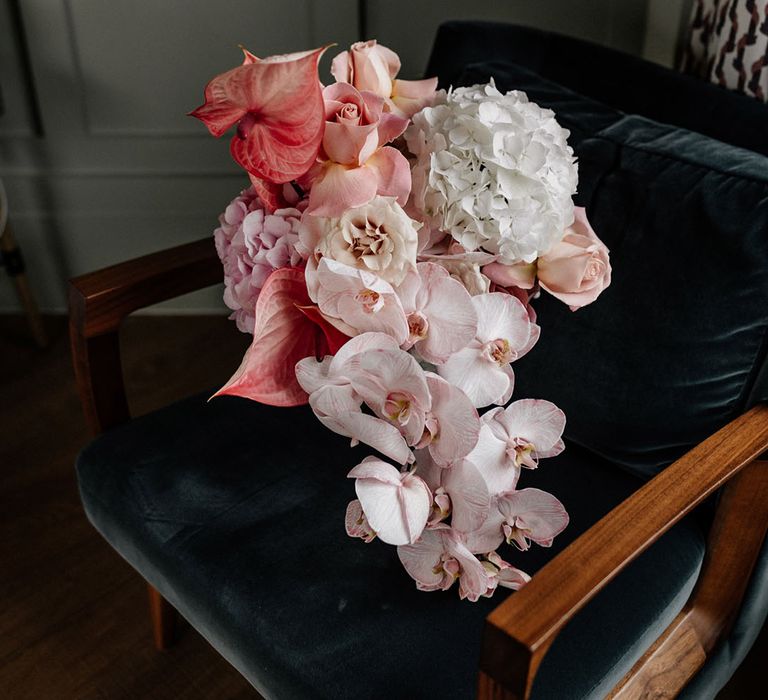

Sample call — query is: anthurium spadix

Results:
[190,47,327,184]
[348,457,431,545]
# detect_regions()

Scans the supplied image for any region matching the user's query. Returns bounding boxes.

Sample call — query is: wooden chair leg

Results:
[1,222,47,348]
[147,583,178,650]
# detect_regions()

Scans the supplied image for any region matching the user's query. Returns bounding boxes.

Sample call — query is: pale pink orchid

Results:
[396,263,477,363]
[348,457,432,545]
[213,267,348,406]
[296,332,414,465]
[482,399,566,470]
[190,47,326,185]
[482,551,530,591]
[330,40,438,118]
[397,525,492,601]
[351,347,432,447]
[437,293,540,408]
[464,424,520,496]
[417,374,480,466]
[414,448,490,533]
[467,488,569,553]
[345,499,377,543]
[315,258,409,344]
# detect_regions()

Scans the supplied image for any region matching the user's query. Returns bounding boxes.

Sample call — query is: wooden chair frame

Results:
[69,237,768,699]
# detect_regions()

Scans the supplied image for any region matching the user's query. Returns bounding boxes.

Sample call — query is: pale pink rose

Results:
[437,293,540,408]
[214,186,305,333]
[396,262,477,363]
[300,196,419,293]
[348,457,432,545]
[306,82,411,218]
[397,525,492,601]
[330,40,438,118]
[321,83,409,166]
[538,207,611,310]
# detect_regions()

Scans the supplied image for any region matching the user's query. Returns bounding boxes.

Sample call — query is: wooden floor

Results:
[0,313,763,699]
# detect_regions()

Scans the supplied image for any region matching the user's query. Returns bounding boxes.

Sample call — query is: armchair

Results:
[70,23,768,699]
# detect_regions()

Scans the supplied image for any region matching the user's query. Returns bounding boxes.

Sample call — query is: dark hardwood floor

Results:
[0,313,763,699]
[0,314,258,699]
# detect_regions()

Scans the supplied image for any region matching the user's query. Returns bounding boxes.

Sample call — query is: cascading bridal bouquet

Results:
[192,40,612,601]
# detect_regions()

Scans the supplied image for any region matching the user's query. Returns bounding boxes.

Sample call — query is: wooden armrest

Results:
[69,238,221,435]
[479,404,768,699]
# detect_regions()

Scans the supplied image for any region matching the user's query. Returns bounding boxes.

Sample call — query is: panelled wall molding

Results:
[1,0,662,313]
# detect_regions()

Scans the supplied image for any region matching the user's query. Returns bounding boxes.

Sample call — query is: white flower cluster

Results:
[406,82,578,264]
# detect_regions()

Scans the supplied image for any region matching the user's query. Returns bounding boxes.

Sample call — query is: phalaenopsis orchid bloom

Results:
[196,37,613,600]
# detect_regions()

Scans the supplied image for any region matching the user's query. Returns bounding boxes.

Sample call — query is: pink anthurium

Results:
[348,457,432,545]
[397,525,492,601]
[213,267,347,406]
[482,399,566,469]
[437,293,540,408]
[397,263,477,364]
[190,47,327,184]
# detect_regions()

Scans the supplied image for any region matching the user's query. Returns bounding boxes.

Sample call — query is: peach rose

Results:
[537,207,611,310]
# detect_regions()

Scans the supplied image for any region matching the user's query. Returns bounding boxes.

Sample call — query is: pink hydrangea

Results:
[214,187,306,333]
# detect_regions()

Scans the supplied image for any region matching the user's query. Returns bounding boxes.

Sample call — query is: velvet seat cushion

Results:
[77,392,705,700]
[509,114,768,478]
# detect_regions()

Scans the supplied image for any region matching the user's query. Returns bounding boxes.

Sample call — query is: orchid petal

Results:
[424,373,480,465]
[389,77,438,118]
[349,459,431,545]
[497,488,569,549]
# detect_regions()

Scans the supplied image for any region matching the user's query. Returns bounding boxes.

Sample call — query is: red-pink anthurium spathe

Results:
[190,47,328,184]
[213,267,349,406]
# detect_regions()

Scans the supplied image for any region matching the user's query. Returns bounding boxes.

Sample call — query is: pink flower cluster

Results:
[194,38,614,600]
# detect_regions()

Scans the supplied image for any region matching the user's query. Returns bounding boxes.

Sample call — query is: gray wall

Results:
[0,0,685,314]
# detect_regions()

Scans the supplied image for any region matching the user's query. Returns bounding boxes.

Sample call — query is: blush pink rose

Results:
[322,83,407,166]
[537,207,611,311]
[331,40,438,118]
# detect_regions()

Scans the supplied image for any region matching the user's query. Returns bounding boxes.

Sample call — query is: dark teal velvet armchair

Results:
[71,23,768,699]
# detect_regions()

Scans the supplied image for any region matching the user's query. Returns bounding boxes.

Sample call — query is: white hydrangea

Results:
[405,81,578,264]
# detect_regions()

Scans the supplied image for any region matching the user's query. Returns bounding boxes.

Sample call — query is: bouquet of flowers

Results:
[192,40,611,601]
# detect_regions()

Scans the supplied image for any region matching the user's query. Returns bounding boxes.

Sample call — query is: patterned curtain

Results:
[680,0,768,101]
